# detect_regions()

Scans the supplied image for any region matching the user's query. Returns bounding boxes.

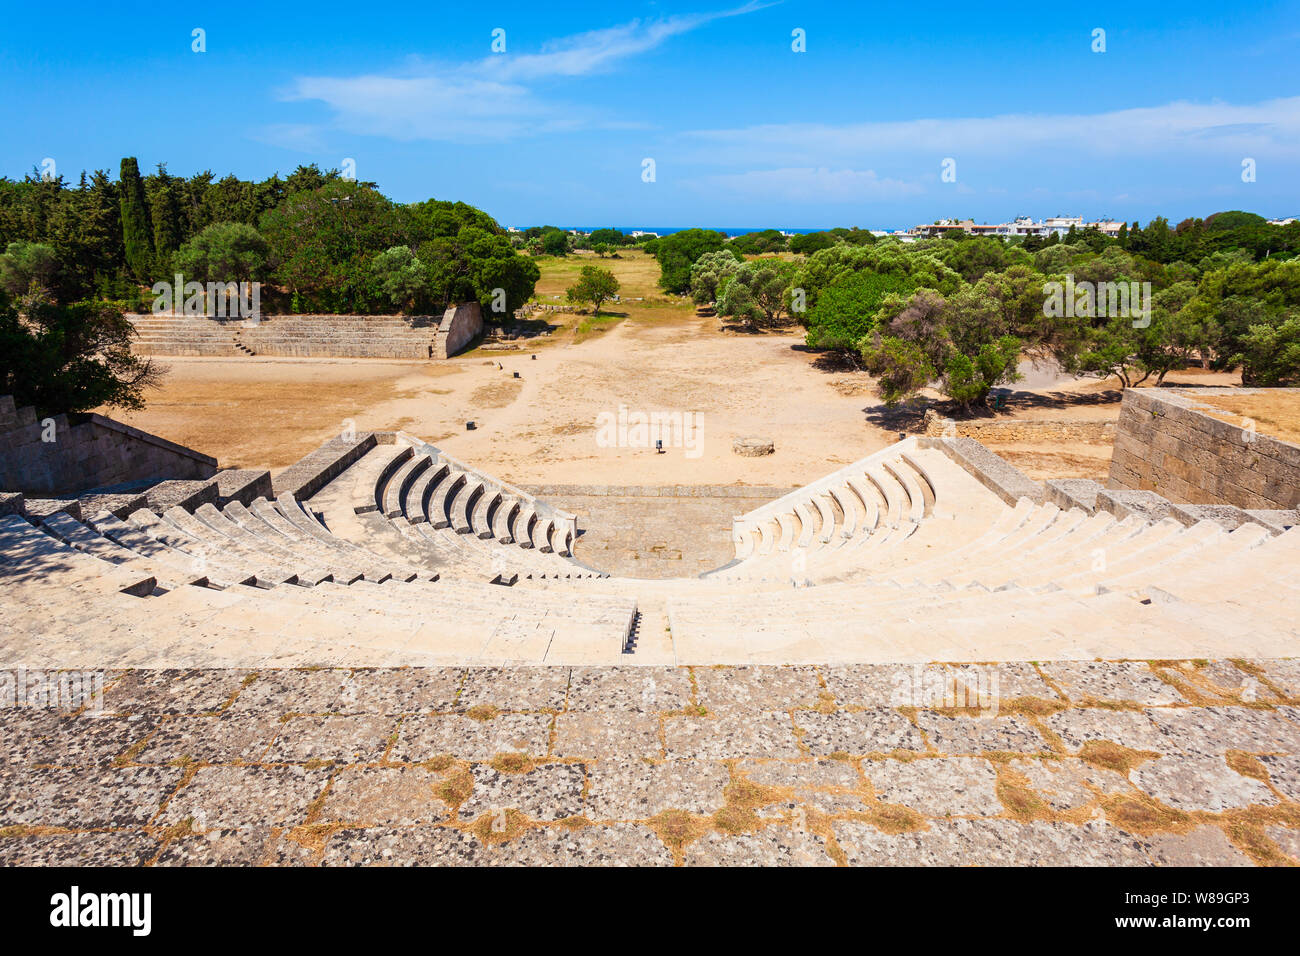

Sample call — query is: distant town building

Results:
[909,216,1123,240]
[629,231,659,238]
[1268,217,1297,226]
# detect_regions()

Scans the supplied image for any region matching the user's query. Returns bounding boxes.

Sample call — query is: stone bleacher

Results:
[0,416,1297,668]
[127,310,477,361]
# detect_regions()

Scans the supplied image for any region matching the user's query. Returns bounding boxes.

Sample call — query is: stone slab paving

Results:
[2,660,1299,867]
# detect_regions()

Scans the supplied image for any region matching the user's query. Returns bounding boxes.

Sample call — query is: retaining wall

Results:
[1107,388,1300,509]
[0,396,217,496]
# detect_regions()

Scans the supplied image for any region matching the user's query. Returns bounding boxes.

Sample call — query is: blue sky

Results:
[3,0,1298,229]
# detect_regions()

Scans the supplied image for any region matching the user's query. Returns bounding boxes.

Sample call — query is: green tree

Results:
[716,259,797,329]
[173,222,270,285]
[688,249,740,304]
[259,180,401,310]
[0,291,162,412]
[859,288,1022,411]
[541,228,571,256]
[566,265,620,316]
[370,246,431,311]
[650,228,727,293]
[118,157,155,281]
[1230,315,1300,386]
[803,270,915,352]
[0,241,60,297]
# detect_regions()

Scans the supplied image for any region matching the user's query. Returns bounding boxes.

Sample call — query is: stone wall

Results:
[922,409,1115,443]
[0,396,217,496]
[432,302,483,359]
[1107,388,1300,509]
[521,484,794,578]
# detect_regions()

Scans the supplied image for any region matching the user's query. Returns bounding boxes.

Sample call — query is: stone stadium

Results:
[2,338,1299,865]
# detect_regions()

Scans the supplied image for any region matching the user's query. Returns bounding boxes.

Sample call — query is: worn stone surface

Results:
[136,714,282,764]
[684,827,833,866]
[458,667,569,712]
[1007,758,1130,811]
[1130,756,1277,812]
[392,714,552,762]
[566,667,692,713]
[820,664,944,708]
[262,715,396,763]
[321,826,486,866]
[1266,826,1300,862]
[693,665,823,714]
[835,819,1153,866]
[1041,662,1185,705]
[1047,708,1168,753]
[664,712,801,759]
[103,669,251,715]
[585,760,729,818]
[154,827,275,866]
[1256,660,1300,698]
[794,709,926,755]
[915,714,1046,754]
[1147,707,1300,757]
[1257,754,1300,802]
[2,765,184,828]
[158,765,330,829]
[457,763,585,822]
[1145,826,1253,866]
[491,823,675,866]
[552,711,661,759]
[863,756,1003,816]
[0,831,160,866]
[2,662,1295,866]
[319,766,451,825]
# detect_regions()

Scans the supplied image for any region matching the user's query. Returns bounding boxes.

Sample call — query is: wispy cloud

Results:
[496,2,775,81]
[271,3,774,145]
[680,97,1300,167]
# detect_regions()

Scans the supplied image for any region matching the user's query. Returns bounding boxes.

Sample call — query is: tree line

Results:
[0,159,540,317]
[644,214,1300,410]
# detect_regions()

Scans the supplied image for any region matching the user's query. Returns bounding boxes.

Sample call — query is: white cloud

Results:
[497,2,775,81]
[275,3,774,144]
[680,97,1300,166]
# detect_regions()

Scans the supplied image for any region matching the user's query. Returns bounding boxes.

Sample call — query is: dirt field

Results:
[1199,391,1300,446]
[101,253,1247,486]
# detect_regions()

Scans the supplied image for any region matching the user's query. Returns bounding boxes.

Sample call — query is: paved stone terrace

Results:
[2,661,1299,866]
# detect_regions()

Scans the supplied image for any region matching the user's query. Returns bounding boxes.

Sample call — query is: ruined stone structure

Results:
[1109,388,1300,510]
[2,388,1298,867]
[0,395,216,496]
[431,301,484,360]
[128,305,484,360]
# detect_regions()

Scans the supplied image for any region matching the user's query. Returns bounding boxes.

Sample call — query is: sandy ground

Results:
[110,317,898,485]
[101,249,1248,487]
[1199,391,1300,446]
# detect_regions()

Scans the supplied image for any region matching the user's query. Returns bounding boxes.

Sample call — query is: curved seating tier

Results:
[3,427,1295,668]
[329,434,603,582]
[708,440,991,586]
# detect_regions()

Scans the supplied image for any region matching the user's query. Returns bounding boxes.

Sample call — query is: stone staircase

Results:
[127,314,440,360]
[1,427,1297,668]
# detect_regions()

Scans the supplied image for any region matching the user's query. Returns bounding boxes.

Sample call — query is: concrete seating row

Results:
[0,513,637,667]
[708,441,983,586]
[128,315,437,360]
[335,438,601,581]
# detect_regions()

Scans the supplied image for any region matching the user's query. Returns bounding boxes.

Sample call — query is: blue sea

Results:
[542,226,888,237]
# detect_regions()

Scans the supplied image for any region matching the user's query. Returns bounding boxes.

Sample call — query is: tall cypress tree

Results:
[147,163,183,271]
[119,157,154,281]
